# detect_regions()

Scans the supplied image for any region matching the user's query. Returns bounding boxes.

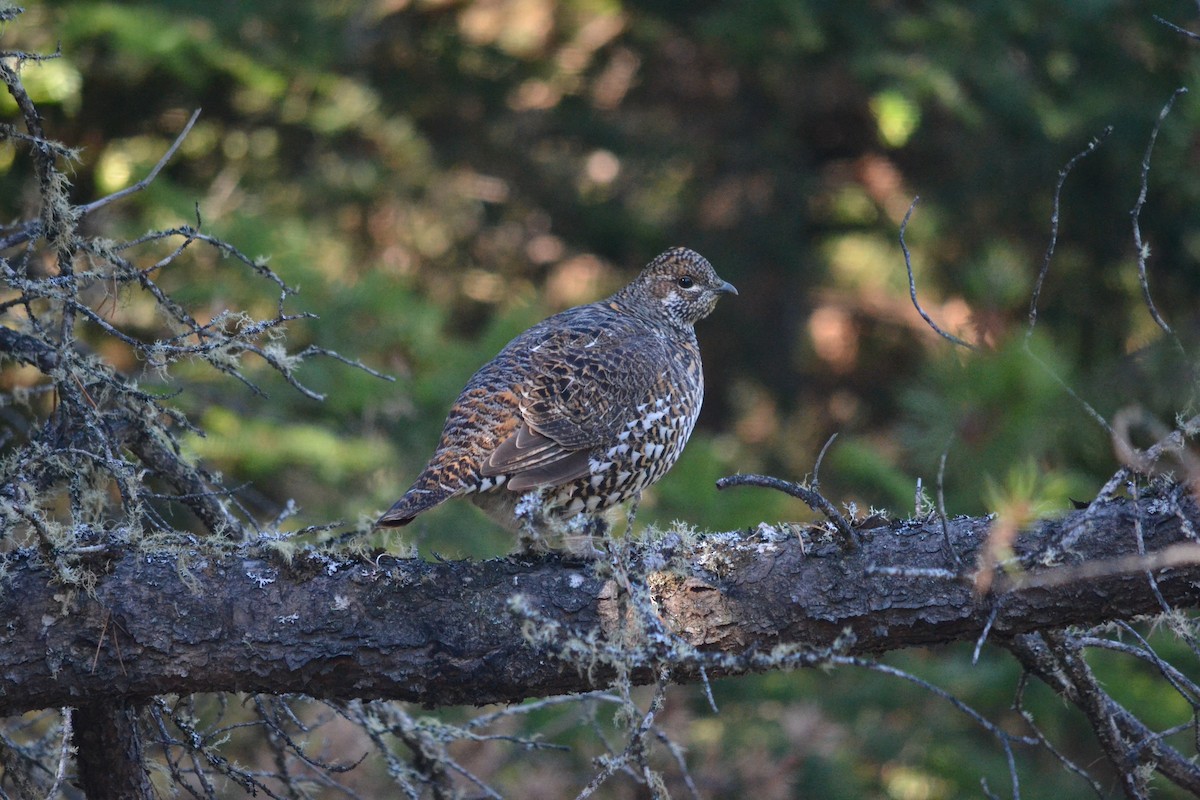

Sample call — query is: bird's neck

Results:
[603,291,696,341]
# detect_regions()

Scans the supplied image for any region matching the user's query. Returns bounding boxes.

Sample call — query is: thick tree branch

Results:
[1,490,1199,715]
[1009,632,1200,796]
[71,701,153,800]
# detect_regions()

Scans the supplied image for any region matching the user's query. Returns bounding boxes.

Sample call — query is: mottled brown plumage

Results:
[377,247,735,534]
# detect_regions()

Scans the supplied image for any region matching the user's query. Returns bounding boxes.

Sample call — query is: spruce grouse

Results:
[377,247,736,535]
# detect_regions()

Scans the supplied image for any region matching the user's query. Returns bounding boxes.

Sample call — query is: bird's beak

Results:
[716,280,738,296]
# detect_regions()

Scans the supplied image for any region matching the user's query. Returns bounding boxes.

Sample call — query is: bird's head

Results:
[620,247,737,330]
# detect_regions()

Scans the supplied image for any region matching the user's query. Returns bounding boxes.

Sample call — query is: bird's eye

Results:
[676,275,695,289]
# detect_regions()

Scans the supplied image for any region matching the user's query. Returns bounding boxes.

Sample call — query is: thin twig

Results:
[843,657,1034,800]
[1012,674,1107,798]
[1086,629,1200,707]
[575,668,671,800]
[697,665,718,714]
[1023,128,1114,434]
[41,711,72,800]
[1027,127,1112,339]
[998,541,1200,591]
[1154,15,1200,41]
[1132,501,1200,660]
[937,443,963,568]
[812,431,838,487]
[1130,88,1187,351]
[973,602,999,665]
[653,728,702,800]
[899,196,978,350]
[716,473,858,548]
[296,345,395,383]
[77,109,202,217]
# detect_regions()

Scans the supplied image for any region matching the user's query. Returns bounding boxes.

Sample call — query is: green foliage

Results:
[901,334,1100,513]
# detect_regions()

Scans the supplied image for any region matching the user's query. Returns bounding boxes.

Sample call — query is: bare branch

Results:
[845,657,1035,799]
[812,431,838,487]
[1,491,1198,715]
[1022,128,1114,435]
[1154,15,1200,41]
[41,710,72,800]
[1041,632,1149,799]
[296,345,396,383]
[899,196,979,350]
[1130,88,1187,351]
[1012,674,1107,798]
[1008,633,1200,796]
[937,442,963,568]
[715,472,858,547]
[1027,127,1112,339]
[78,109,203,217]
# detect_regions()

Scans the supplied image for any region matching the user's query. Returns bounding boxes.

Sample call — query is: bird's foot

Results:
[560,513,608,558]
[512,489,552,554]
[514,528,549,555]
[624,494,641,537]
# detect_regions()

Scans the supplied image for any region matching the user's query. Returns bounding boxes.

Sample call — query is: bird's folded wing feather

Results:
[480,328,669,489]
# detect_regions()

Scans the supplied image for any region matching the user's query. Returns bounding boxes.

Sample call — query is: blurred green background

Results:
[3,0,1200,796]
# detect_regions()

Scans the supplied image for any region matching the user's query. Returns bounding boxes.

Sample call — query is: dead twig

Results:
[1023,128,1113,434]
[716,472,858,548]
[899,196,978,350]
[1130,88,1188,352]
[998,541,1200,591]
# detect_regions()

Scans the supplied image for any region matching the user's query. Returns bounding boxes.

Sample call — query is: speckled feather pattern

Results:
[377,247,735,530]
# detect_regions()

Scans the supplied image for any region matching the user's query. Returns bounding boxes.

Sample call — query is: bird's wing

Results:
[480,326,669,490]
[480,424,593,490]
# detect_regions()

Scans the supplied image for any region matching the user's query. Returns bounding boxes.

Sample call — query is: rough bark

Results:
[71,701,153,800]
[1,491,1198,715]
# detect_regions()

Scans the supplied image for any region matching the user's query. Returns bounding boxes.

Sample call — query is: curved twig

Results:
[77,109,203,217]
[812,431,838,487]
[1027,126,1112,339]
[1130,87,1187,353]
[843,657,1037,799]
[1023,128,1114,435]
[899,196,978,350]
[936,442,962,568]
[715,472,858,548]
[1154,15,1200,42]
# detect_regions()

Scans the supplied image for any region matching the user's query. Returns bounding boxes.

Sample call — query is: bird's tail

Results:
[375,476,456,527]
